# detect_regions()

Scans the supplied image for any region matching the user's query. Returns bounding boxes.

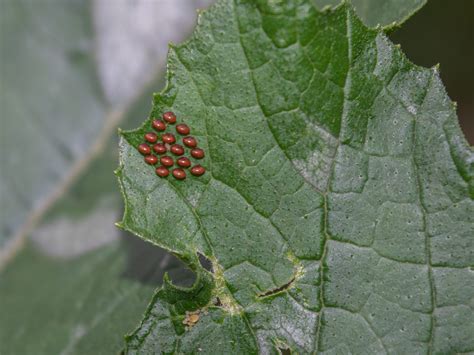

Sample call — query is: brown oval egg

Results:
[177,157,191,168]
[190,165,206,176]
[162,133,176,144]
[172,168,186,180]
[153,143,167,155]
[144,132,158,143]
[176,123,190,135]
[170,144,184,156]
[155,166,169,178]
[163,111,176,124]
[144,155,158,165]
[138,143,151,155]
[152,119,166,131]
[182,136,197,148]
[190,148,205,159]
[160,156,174,167]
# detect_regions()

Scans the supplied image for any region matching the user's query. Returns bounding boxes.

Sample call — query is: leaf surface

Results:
[118,0,473,353]
[314,0,427,28]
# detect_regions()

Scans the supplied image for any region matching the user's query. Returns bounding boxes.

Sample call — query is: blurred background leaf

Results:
[0,0,106,255]
[0,240,193,355]
[0,0,472,353]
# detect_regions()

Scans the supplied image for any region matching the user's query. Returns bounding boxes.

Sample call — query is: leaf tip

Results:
[115,221,125,230]
[169,41,177,50]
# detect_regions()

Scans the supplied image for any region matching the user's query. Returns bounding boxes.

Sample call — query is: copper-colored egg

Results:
[170,144,185,156]
[152,119,166,131]
[144,132,158,143]
[190,148,205,159]
[160,156,174,167]
[155,166,169,178]
[177,157,191,168]
[138,143,151,155]
[176,123,190,135]
[163,111,176,124]
[190,165,206,176]
[144,155,158,165]
[172,168,186,180]
[182,136,197,148]
[153,143,167,155]
[162,133,176,144]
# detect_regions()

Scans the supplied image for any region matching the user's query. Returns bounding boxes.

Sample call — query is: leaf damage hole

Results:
[213,297,223,307]
[122,233,195,287]
[257,276,296,298]
[278,348,292,355]
[275,339,292,355]
[197,252,213,273]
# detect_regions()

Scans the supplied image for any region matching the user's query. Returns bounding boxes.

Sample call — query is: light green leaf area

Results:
[314,0,427,28]
[0,0,106,249]
[118,0,473,354]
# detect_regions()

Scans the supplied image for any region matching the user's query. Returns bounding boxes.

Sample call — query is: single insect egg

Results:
[153,143,167,155]
[172,168,186,180]
[160,156,174,167]
[191,148,205,159]
[155,166,169,178]
[144,155,158,165]
[170,144,184,156]
[176,123,190,135]
[177,157,191,168]
[162,133,176,144]
[182,136,197,148]
[190,165,206,176]
[163,111,176,124]
[138,143,151,155]
[144,132,158,143]
[152,119,166,131]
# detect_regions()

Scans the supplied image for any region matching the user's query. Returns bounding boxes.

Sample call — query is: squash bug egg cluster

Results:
[137,111,206,180]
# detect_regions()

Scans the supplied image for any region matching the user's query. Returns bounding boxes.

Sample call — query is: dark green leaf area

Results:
[118,0,474,353]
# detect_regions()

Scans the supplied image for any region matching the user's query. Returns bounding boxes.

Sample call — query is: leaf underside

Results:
[117,0,474,353]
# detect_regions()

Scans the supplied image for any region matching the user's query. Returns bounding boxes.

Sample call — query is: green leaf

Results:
[314,0,427,28]
[118,0,473,353]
